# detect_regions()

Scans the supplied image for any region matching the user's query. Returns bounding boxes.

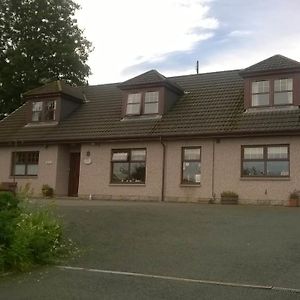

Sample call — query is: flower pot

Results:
[288,198,299,207]
[221,196,238,205]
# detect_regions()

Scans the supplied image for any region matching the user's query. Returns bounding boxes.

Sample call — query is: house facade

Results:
[1,54,300,205]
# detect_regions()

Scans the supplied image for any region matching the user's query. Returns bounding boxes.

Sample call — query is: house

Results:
[0,54,300,205]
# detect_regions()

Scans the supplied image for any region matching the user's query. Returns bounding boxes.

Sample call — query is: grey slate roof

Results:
[241,54,300,75]
[1,56,300,144]
[120,70,167,86]
[23,80,85,101]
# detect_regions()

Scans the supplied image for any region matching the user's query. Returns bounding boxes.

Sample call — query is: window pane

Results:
[274,92,293,105]
[130,162,146,183]
[112,152,128,161]
[32,101,43,112]
[182,162,201,183]
[252,81,269,93]
[127,93,141,104]
[27,164,38,176]
[15,152,26,163]
[145,91,159,103]
[242,161,264,176]
[14,165,26,175]
[252,94,269,106]
[184,148,201,160]
[267,146,288,159]
[267,161,289,176]
[45,100,56,121]
[131,149,146,161]
[32,111,42,122]
[274,79,293,91]
[126,103,140,115]
[112,162,129,182]
[144,102,159,114]
[244,147,264,159]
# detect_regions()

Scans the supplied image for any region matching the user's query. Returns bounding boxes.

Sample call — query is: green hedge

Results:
[0,192,73,272]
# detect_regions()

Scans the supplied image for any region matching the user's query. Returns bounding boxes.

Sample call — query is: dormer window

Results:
[31,100,56,122]
[32,101,43,121]
[126,93,142,115]
[125,91,160,116]
[144,91,159,114]
[274,78,293,105]
[45,100,56,121]
[250,78,294,107]
[251,80,270,106]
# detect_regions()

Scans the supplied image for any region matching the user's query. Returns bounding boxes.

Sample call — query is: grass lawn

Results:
[1,200,300,299]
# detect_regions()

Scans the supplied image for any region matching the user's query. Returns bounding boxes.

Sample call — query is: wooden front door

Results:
[68,153,81,197]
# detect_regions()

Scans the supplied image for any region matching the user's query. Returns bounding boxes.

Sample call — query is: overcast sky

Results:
[75,0,300,85]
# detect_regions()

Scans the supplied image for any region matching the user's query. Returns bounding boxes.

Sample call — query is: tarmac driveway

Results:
[1,200,300,299]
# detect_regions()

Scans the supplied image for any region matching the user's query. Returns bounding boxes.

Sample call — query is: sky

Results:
[75,0,300,85]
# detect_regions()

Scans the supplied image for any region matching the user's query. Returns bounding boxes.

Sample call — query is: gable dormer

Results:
[240,55,300,110]
[118,70,183,118]
[23,80,85,125]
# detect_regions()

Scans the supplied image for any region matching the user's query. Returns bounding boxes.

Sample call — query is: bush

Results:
[221,191,239,198]
[0,192,72,272]
[41,185,54,198]
[289,190,300,200]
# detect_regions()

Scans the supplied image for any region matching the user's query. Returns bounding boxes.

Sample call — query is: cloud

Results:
[75,0,218,83]
[228,30,252,37]
[74,0,300,84]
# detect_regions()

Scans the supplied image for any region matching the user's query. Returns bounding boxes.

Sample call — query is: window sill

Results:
[109,183,146,186]
[25,121,58,128]
[10,176,38,179]
[240,177,290,181]
[121,115,162,121]
[180,183,201,187]
[244,105,299,114]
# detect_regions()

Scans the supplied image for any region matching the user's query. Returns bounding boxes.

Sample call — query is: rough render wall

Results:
[163,140,213,202]
[0,145,59,196]
[213,136,300,205]
[78,142,163,201]
[79,136,300,205]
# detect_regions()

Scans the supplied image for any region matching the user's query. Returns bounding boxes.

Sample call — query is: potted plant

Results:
[41,184,54,198]
[221,191,239,205]
[288,191,299,207]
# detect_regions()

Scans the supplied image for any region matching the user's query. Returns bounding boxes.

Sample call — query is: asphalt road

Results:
[0,200,300,299]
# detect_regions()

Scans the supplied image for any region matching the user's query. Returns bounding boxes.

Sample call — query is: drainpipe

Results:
[211,139,216,202]
[160,137,166,202]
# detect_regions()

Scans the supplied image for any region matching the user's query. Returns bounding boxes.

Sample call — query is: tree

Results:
[0,0,92,115]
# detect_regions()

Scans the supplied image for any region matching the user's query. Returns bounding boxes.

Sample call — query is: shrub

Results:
[41,185,54,198]
[221,191,239,198]
[0,192,73,272]
[289,190,300,200]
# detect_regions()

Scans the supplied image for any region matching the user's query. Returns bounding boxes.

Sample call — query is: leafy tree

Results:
[0,0,92,115]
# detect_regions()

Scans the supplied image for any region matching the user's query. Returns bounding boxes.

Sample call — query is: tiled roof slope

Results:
[120,70,166,86]
[241,55,300,75]
[23,80,85,101]
[1,67,300,144]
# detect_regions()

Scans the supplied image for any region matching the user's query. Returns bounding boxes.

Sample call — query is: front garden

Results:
[0,191,73,273]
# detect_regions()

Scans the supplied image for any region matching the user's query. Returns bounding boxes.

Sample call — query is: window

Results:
[251,81,270,106]
[31,100,56,122]
[182,147,201,184]
[144,91,159,114]
[45,100,56,121]
[125,91,160,116]
[32,101,43,121]
[12,151,39,176]
[274,78,293,105]
[242,145,289,177]
[111,149,146,184]
[126,93,141,115]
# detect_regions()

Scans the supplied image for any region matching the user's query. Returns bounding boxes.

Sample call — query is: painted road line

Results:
[57,265,299,293]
